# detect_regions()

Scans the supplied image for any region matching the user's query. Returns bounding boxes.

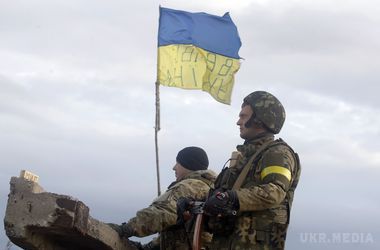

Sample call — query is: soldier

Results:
[109,146,216,250]
[201,91,301,250]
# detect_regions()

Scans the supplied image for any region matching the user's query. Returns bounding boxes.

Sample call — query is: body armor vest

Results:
[208,138,301,249]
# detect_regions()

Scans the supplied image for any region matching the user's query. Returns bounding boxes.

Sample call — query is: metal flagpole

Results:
[154,81,161,196]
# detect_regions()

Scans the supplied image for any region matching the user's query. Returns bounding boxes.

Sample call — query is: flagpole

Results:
[155,81,161,196]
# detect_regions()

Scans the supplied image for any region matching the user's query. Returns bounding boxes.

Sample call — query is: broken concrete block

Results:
[4,175,138,250]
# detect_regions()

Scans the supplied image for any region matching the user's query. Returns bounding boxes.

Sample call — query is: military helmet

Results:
[243,91,286,134]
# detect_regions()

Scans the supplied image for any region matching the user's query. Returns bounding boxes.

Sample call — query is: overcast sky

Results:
[1,0,379,249]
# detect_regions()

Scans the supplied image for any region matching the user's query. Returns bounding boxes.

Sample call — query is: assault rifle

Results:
[188,200,238,250]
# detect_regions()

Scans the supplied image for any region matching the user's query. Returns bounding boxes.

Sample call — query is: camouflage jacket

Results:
[127,169,216,249]
[208,134,301,250]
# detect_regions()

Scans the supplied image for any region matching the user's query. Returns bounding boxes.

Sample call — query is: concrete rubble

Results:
[4,171,138,250]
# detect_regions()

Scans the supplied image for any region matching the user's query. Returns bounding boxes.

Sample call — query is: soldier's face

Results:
[173,162,190,181]
[237,105,257,140]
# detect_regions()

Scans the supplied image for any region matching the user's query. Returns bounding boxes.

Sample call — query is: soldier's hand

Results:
[107,222,135,238]
[204,190,239,216]
[176,197,194,225]
[128,239,143,249]
[142,241,160,250]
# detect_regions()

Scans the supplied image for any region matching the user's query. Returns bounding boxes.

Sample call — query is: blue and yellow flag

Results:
[157,7,241,104]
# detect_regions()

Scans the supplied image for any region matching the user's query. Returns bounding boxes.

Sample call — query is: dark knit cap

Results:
[176,146,209,171]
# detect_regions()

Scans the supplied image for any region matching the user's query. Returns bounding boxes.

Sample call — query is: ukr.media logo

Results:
[300,232,374,244]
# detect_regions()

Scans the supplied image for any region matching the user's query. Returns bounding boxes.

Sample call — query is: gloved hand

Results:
[128,240,143,249]
[107,222,135,237]
[142,241,160,250]
[127,240,159,250]
[176,197,194,225]
[203,190,239,216]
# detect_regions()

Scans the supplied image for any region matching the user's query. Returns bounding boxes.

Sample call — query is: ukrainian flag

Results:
[157,7,241,105]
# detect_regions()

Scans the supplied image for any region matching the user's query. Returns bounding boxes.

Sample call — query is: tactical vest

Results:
[209,138,301,248]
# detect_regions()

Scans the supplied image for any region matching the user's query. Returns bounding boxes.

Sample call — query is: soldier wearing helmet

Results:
[202,91,301,250]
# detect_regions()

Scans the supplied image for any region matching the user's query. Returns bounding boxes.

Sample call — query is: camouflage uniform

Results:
[207,133,301,250]
[127,170,216,249]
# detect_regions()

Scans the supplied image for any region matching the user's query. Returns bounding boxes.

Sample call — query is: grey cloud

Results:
[237,2,379,55]
[233,2,380,108]
[0,0,158,71]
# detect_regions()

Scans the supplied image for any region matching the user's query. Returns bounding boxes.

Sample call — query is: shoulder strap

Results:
[232,140,273,190]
